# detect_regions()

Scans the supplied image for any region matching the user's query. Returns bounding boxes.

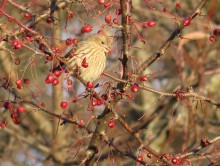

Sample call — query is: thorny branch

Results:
[103,73,220,107]
[120,0,131,80]
[84,0,134,165]
[1,96,148,165]
[180,136,220,158]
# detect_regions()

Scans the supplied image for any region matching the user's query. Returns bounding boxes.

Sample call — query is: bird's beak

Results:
[105,47,111,54]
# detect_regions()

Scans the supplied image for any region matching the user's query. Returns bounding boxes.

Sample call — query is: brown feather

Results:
[66,32,111,82]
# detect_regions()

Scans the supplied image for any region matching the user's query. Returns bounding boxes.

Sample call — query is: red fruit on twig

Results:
[60,102,68,109]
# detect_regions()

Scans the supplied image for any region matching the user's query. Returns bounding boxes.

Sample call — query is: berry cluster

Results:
[45,70,62,86]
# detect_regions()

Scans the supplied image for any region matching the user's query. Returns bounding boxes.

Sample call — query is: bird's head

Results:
[86,28,112,53]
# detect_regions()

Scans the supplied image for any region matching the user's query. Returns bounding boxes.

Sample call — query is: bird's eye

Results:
[101,41,104,44]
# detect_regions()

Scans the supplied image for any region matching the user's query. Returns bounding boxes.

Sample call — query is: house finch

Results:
[57,29,112,82]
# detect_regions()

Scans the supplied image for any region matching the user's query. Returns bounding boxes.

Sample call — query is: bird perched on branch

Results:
[55,28,112,82]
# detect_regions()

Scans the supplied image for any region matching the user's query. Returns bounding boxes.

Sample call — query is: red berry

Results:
[17,106,25,113]
[205,141,210,146]
[115,9,122,15]
[67,79,73,85]
[131,84,139,92]
[41,102,45,107]
[128,17,132,23]
[53,70,62,77]
[205,140,210,146]
[92,100,98,106]
[176,157,183,165]
[101,94,108,100]
[125,93,133,99]
[25,35,32,41]
[78,119,85,128]
[82,57,89,68]
[137,155,143,162]
[183,18,190,26]
[201,139,210,147]
[175,89,184,100]
[163,7,168,12]
[0,120,7,129]
[11,111,18,119]
[147,20,156,27]
[4,102,12,109]
[0,124,5,129]
[15,59,20,65]
[209,36,216,42]
[108,120,115,128]
[86,81,94,88]
[17,84,23,89]
[46,17,52,23]
[104,3,111,8]
[140,76,147,82]
[66,38,73,46]
[97,99,103,105]
[171,157,182,165]
[52,47,60,54]
[81,27,86,33]
[15,42,22,49]
[13,110,18,115]
[52,78,59,86]
[176,2,181,9]
[113,18,118,24]
[213,29,220,36]
[3,120,7,125]
[163,154,170,160]
[105,14,112,23]
[67,11,74,19]
[46,56,53,61]
[45,74,54,84]
[52,47,56,53]
[12,40,22,49]
[39,43,46,51]
[97,30,103,34]
[171,157,178,164]
[60,101,68,109]
[110,92,116,100]
[98,0,105,5]
[15,79,22,86]
[13,117,20,124]
[84,25,93,33]
[24,12,31,19]
[147,153,153,158]
[12,40,19,47]
[23,79,30,84]
[81,25,93,33]
[72,38,79,44]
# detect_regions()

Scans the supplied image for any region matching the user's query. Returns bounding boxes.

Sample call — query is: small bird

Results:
[56,29,112,82]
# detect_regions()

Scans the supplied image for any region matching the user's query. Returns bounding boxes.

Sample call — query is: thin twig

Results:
[137,0,210,73]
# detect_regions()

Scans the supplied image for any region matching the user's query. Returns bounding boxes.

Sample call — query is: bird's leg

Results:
[74,65,81,77]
